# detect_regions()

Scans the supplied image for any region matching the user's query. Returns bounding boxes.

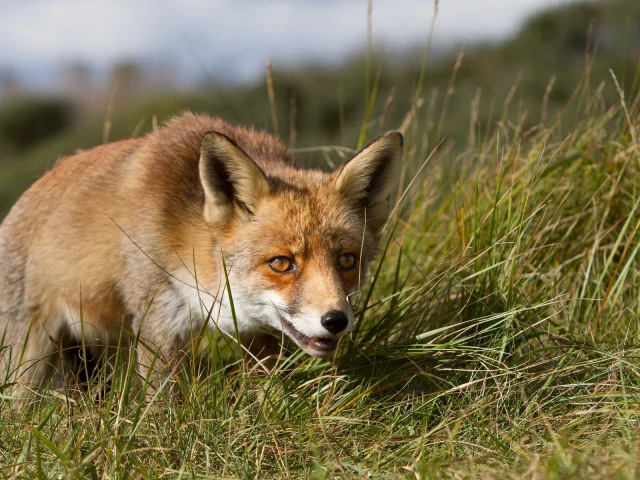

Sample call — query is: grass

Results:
[3,11,640,480]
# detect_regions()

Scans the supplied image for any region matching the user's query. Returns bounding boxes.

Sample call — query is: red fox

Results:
[0,113,403,395]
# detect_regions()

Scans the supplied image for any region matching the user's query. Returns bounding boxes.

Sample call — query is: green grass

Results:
[3,2,640,476]
[2,62,640,478]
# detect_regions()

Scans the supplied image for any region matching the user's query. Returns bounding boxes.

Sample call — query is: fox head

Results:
[199,130,403,357]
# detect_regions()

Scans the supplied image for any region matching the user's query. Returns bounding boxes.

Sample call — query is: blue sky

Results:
[0,0,576,88]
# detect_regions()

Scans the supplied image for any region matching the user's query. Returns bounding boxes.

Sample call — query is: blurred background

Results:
[0,0,638,218]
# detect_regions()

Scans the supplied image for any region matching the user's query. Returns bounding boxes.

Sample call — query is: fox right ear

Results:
[199,131,270,225]
[331,131,403,232]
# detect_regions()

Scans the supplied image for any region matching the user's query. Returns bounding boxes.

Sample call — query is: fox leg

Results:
[242,333,284,374]
[16,323,58,387]
[0,251,59,402]
[132,307,191,399]
[3,312,63,407]
[135,338,184,397]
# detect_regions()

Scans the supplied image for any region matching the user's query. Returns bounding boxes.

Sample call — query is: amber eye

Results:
[338,253,357,270]
[268,256,294,273]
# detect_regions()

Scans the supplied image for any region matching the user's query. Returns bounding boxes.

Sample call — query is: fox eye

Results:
[338,253,357,270]
[268,256,294,273]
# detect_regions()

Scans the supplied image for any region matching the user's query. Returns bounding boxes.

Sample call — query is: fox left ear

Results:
[331,131,403,231]
[199,131,270,225]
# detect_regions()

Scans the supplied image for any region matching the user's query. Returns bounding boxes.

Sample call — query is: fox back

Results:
[0,113,403,394]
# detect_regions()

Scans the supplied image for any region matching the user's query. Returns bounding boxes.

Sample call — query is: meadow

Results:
[2,1,640,478]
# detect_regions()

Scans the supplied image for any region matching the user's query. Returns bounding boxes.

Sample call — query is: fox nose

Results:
[320,310,348,334]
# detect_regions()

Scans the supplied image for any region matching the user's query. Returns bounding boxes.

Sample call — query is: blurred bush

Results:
[0,97,74,152]
[0,0,638,219]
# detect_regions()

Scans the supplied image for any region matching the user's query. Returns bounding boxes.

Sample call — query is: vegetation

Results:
[1,0,639,219]
[2,0,640,478]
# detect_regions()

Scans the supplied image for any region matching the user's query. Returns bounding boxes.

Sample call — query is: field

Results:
[2,1,640,478]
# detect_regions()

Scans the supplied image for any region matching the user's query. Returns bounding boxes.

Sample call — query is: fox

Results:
[0,112,403,397]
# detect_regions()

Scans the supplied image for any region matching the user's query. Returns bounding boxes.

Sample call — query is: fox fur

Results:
[0,112,403,395]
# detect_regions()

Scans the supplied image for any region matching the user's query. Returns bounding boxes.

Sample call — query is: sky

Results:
[0,0,577,88]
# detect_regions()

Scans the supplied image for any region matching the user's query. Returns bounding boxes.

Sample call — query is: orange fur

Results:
[0,112,403,397]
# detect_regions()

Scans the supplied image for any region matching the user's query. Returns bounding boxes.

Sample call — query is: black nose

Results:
[320,310,348,334]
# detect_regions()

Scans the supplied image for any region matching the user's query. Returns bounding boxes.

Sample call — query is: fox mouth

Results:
[279,317,338,357]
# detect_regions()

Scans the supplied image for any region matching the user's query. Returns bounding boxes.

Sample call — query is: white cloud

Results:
[0,0,576,84]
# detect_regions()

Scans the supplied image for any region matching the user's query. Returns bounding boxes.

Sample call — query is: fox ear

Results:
[331,131,403,231]
[199,131,270,224]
